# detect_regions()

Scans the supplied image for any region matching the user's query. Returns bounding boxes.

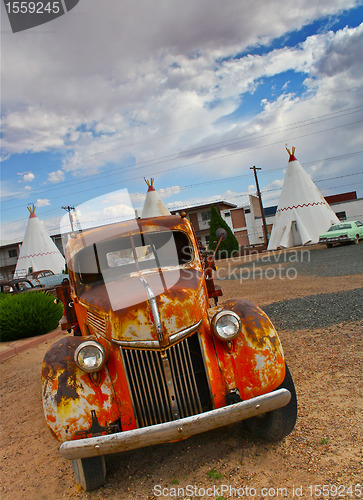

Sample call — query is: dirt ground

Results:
[0,246,362,499]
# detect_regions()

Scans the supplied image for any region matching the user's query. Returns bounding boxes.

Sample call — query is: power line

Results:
[261,171,363,193]
[168,180,363,211]
[2,161,363,231]
[2,107,362,204]
[177,107,363,158]
[2,119,363,217]
[4,85,362,180]
[181,159,363,190]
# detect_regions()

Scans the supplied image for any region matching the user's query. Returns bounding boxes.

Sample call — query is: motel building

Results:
[171,191,363,250]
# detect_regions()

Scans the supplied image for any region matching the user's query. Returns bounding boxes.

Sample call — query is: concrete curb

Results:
[0,328,64,363]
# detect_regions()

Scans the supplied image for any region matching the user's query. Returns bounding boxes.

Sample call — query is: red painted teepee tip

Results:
[27,205,37,218]
[286,146,297,162]
[144,178,155,192]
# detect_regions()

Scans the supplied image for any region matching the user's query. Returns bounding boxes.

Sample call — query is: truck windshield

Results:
[73,230,193,286]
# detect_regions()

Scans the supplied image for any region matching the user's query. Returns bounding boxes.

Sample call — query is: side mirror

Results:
[216,228,228,241]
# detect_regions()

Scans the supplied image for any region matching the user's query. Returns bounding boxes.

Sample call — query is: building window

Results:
[335,211,347,221]
[244,208,251,214]
[201,211,211,221]
[8,249,17,258]
[205,236,210,244]
[224,212,231,217]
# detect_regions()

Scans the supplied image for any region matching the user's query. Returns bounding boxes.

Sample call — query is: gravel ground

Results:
[263,287,363,330]
[222,243,363,329]
[232,243,363,279]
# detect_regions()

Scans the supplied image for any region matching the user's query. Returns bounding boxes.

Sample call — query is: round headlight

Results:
[212,310,241,341]
[74,341,106,373]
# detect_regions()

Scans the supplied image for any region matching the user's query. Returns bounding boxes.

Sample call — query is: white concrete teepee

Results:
[141,178,171,218]
[14,206,66,277]
[267,147,340,250]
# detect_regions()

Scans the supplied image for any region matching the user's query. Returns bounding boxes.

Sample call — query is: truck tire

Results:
[72,455,106,491]
[244,364,297,442]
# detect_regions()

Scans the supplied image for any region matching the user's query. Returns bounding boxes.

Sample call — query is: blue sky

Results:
[1,0,363,242]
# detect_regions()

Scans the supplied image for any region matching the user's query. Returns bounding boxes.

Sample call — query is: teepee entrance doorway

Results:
[291,221,301,246]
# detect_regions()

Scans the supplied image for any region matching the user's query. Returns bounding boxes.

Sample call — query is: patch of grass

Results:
[171,479,179,485]
[320,437,329,445]
[207,468,223,480]
[0,292,63,341]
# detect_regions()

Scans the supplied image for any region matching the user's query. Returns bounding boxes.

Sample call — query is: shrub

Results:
[0,292,64,342]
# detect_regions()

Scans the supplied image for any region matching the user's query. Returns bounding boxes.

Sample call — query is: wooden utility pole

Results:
[62,206,75,232]
[250,166,269,246]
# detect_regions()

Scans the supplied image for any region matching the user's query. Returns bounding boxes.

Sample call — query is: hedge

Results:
[0,292,64,342]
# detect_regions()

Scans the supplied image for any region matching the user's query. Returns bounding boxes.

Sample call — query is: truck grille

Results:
[87,311,106,336]
[121,334,212,427]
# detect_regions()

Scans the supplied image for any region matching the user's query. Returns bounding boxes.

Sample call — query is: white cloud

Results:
[261,179,284,205]
[48,170,65,183]
[1,2,361,171]
[166,187,252,211]
[57,188,137,232]
[18,172,35,183]
[0,220,27,244]
[157,186,182,198]
[103,204,135,219]
[130,192,146,206]
[36,198,50,207]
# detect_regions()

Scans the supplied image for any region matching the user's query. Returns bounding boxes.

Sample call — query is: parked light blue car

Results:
[27,270,69,288]
[319,220,363,248]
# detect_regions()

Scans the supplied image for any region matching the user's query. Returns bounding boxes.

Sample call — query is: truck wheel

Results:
[326,243,333,248]
[244,364,297,442]
[72,455,106,491]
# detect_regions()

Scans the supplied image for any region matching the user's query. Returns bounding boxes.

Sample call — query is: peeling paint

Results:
[42,337,121,441]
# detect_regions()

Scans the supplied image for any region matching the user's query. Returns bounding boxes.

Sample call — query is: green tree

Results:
[209,205,239,259]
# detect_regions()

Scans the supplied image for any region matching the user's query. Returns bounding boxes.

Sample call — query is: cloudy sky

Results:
[1,0,363,242]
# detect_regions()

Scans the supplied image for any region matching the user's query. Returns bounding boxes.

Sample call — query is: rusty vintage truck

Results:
[41,207,297,491]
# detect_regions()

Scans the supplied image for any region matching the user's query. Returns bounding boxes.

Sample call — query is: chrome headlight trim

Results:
[211,310,242,341]
[74,341,106,373]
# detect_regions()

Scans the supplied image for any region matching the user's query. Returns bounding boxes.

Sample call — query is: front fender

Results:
[211,299,286,400]
[41,336,121,442]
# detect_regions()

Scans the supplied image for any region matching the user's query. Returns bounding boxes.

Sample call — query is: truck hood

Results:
[80,268,205,347]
